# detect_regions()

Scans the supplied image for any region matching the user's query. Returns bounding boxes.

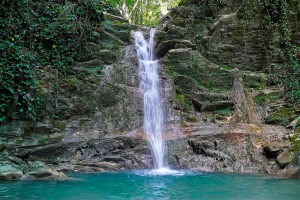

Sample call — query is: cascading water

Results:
[134,29,167,170]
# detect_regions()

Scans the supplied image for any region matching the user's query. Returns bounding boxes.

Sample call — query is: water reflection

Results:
[0,172,299,200]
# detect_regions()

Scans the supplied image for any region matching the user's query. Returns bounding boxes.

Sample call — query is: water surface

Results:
[1,171,299,200]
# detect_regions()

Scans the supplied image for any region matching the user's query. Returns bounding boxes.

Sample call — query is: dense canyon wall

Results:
[0,0,299,180]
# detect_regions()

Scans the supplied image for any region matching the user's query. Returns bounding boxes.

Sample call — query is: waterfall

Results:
[134,29,166,169]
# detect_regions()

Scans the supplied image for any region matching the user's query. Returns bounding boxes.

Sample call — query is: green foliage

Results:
[242,74,265,90]
[291,135,300,153]
[265,108,299,126]
[213,108,231,120]
[219,65,233,70]
[213,108,231,116]
[0,0,111,122]
[253,93,267,105]
[50,120,66,130]
[106,0,180,26]
[175,86,191,112]
[184,0,225,20]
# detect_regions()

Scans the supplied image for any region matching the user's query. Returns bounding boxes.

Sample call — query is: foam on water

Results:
[133,169,197,176]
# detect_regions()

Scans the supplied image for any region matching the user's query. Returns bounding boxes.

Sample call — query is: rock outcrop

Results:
[0,155,67,181]
[153,0,299,177]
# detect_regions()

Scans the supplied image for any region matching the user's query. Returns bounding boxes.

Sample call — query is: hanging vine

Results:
[0,0,115,122]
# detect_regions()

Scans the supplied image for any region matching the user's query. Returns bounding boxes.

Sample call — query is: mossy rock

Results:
[265,108,300,126]
[0,144,6,152]
[155,40,196,59]
[76,59,104,74]
[168,51,234,92]
[104,22,131,43]
[253,92,267,105]
[50,120,66,130]
[178,0,193,7]
[97,85,121,108]
[174,75,201,92]
[0,160,24,181]
[242,74,266,90]
[202,101,234,112]
[175,93,191,112]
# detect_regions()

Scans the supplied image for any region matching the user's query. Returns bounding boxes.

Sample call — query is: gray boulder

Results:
[263,141,290,157]
[276,149,292,168]
[283,152,300,178]
[0,160,24,181]
[25,161,67,180]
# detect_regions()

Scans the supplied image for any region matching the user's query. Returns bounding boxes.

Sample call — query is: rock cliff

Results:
[0,0,299,180]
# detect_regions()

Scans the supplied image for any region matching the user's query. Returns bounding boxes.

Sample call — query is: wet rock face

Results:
[263,141,290,158]
[277,150,292,168]
[283,152,300,178]
[8,136,152,172]
[0,13,143,145]
[0,160,24,181]
[24,161,67,180]
[156,0,300,71]
[0,11,149,178]
[166,123,290,174]
[153,2,298,178]
[0,155,67,181]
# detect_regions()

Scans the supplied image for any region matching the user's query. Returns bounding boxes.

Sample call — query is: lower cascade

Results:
[134,29,167,170]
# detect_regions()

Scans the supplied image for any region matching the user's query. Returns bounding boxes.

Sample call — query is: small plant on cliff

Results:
[291,135,300,154]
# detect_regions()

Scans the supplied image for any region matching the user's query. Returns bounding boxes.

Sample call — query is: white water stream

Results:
[134,29,167,170]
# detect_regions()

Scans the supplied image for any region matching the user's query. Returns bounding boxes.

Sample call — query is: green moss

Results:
[219,65,233,70]
[99,91,119,108]
[175,93,191,112]
[23,126,32,136]
[0,144,6,152]
[113,85,121,93]
[213,108,231,120]
[204,79,216,89]
[166,67,175,76]
[50,120,66,130]
[169,57,234,93]
[187,116,197,122]
[268,92,281,103]
[242,74,266,90]
[253,93,267,105]
[254,136,262,143]
[291,135,300,153]
[60,76,81,86]
[233,23,245,42]
[213,108,231,116]
[254,92,281,105]
[109,22,126,25]
[201,100,211,105]
[77,119,88,130]
[38,137,51,144]
[265,108,300,126]
[15,140,23,145]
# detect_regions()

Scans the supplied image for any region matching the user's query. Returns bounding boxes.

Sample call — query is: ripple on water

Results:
[133,168,201,176]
